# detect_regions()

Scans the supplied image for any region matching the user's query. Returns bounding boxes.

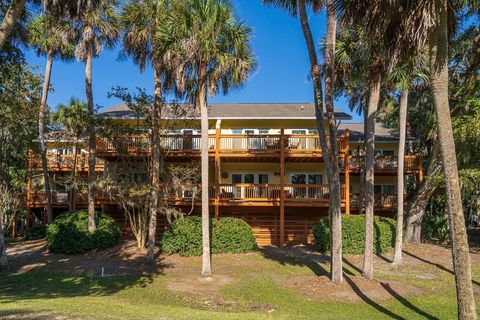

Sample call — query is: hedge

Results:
[162,217,257,256]
[313,214,396,254]
[46,210,122,254]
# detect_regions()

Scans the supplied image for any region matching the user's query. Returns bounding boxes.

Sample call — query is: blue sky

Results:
[25,1,361,122]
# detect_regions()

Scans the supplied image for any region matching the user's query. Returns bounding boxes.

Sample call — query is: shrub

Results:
[162,216,257,256]
[313,214,396,254]
[25,224,47,240]
[46,210,121,254]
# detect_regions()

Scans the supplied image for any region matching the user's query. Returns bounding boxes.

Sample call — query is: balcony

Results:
[27,190,113,208]
[31,154,105,173]
[349,193,398,210]
[347,155,421,174]
[96,133,350,160]
[166,183,347,207]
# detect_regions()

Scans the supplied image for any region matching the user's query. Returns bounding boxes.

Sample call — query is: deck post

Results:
[26,149,33,231]
[214,120,221,219]
[345,129,350,214]
[417,155,423,184]
[280,129,285,248]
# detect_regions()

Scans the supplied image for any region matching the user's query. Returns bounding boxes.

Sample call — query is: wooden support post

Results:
[26,149,33,231]
[345,129,350,215]
[214,121,221,219]
[418,155,423,184]
[279,129,285,248]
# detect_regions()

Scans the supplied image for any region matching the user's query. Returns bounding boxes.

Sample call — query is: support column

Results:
[214,120,221,219]
[417,155,423,184]
[26,149,33,231]
[279,129,285,248]
[345,129,350,214]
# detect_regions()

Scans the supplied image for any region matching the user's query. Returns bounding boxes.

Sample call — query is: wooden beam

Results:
[345,129,350,215]
[418,155,423,184]
[280,128,285,248]
[214,121,221,219]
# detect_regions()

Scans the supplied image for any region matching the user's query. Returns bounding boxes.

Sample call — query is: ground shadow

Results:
[403,250,480,287]
[259,245,329,276]
[0,240,169,303]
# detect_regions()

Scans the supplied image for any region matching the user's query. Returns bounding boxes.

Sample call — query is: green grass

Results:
[0,250,479,319]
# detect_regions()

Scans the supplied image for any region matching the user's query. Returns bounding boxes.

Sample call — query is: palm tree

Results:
[160,0,256,277]
[28,14,74,223]
[336,0,477,316]
[69,0,120,232]
[1,0,100,51]
[121,0,169,262]
[263,0,344,284]
[53,98,90,211]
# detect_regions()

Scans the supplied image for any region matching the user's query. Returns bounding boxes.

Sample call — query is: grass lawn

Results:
[0,240,479,319]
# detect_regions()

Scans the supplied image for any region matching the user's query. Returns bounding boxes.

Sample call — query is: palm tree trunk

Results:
[0,224,6,270]
[363,72,381,280]
[0,0,27,51]
[393,88,408,266]
[405,146,442,243]
[146,61,162,262]
[430,0,476,317]
[69,136,78,211]
[85,44,97,232]
[360,110,367,213]
[199,62,212,278]
[324,0,342,284]
[39,51,54,224]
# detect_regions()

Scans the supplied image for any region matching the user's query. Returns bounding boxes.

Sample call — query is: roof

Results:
[338,122,413,142]
[99,103,352,120]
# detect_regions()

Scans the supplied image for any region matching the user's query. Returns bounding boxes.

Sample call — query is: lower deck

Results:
[30,203,394,246]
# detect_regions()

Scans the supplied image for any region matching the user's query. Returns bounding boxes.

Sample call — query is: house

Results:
[26,103,422,246]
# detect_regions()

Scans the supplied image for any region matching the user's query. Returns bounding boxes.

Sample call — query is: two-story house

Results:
[26,103,422,246]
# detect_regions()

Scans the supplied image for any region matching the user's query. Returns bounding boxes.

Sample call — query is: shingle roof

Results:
[99,103,352,120]
[338,122,413,142]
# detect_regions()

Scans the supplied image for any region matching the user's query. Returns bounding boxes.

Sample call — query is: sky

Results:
[24,0,361,122]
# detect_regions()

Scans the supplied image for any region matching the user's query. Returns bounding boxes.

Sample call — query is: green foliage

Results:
[313,215,396,254]
[422,195,450,242]
[46,210,121,254]
[162,217,257,256]
[25,224,47,240]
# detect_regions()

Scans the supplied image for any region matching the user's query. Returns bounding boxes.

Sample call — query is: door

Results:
[183,130,193,150]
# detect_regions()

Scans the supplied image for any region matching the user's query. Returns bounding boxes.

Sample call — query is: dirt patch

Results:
[288,274,422,303]
[167,274,233,296]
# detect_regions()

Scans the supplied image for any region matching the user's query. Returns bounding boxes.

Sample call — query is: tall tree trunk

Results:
[359,110,367,214]
[39,51,54,224]
[324,0,342,284]
[430,1,477,318]
[146,61,162,262]
[69,136,78,211]
[393,88,408,266]
[0,0,27,51]
[0,223,6,270]
[199,63,212,278]
[85,44,97,232]
[405,146,442,243]
[363,72,381,280]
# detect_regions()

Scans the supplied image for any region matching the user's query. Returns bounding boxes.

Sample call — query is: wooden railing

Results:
[349,155,420,172]
[31,154,105,171]
[27,190,111,206]
[167,183,346,202]
[97,132,350,155]
[350,193,398,209]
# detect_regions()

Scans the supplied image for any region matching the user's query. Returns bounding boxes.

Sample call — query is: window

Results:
[258,129,269,134]
[308,174,323,185]
[383,150,395,156]
[232,174,242,183]
[374,185,382,194]
[383,185,395,194]
[259,174,269,184]
[291,174,306,184]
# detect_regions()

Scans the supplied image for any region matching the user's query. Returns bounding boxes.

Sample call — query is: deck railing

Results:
[350,193,398,209]
[97,132,350,154]
[27,190,111,206]
[349,155,420,172]
[31,154,105,171]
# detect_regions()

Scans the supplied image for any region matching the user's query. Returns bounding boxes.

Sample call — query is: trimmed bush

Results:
[162,216,257,256]
[46,210,121,254]
[25,224,47,240]
[313,214,396,254]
